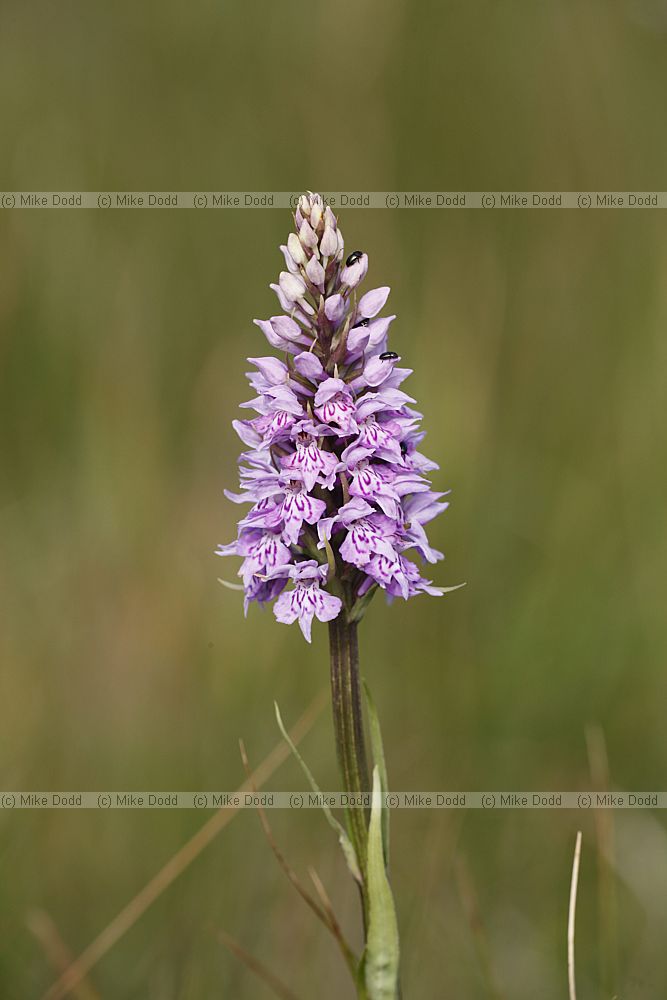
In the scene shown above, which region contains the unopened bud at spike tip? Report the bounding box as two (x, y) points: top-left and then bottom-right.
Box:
(310, 201), (323, 231)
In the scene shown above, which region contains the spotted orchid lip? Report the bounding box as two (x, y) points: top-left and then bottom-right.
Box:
(218, 193), (451, 640)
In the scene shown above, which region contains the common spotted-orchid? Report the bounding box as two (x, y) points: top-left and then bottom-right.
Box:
(218, 194), (460, 999)
(218, 192), (451, 642)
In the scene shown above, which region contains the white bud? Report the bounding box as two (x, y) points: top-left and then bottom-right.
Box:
(279, 270), (306, 303)
(287, 232), (306, 266)
(305, 255), (325, 289)
(310, 200), (323, 230)
(280, 244), (300, 274)
(299, 219), (319, 249)
(320, 225), (338, 258)
(335, 228), (345, 261)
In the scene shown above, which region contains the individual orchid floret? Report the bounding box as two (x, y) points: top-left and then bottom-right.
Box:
(272, 560), (342, 643)
(275, 477), (328, 546)
(314, 378), (358, 434)
(218, 193), (456, 642)
(253, 316), (312, 353)
(281, 434), (339, 491)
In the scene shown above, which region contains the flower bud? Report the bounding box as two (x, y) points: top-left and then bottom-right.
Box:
(287, 232), (307, 266)
(254, 316), (309, 352)
(280, 245), (300, 275)
(279, 270), (307, 303)
(305, 255), (325, 290)
(310, 200), (323, 231)
(340, 253), (368, 289)
(299, 219), (319, 250)
(324, 293), (346, 326)
(320, 225), (338, 258)
(358, 286), (390, 318)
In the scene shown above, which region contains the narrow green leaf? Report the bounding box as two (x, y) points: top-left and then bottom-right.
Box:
(321, 534), (337, 580)
(363, 680), (390, 865)
(356, 954), (369, 999)
(348, 584), (379, 624)
(365, 767), (400, 999)
(274, 702), (362, 885)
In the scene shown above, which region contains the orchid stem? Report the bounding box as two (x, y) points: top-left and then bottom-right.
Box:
(329, 613), (370, 929)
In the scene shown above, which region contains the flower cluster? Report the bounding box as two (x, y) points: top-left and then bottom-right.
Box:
(218, 192), (451, 641)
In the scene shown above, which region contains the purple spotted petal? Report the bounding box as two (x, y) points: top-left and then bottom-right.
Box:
(281, 488), (328, 545)
(274, 575), (342, 642)
(281, 440), (338, 491)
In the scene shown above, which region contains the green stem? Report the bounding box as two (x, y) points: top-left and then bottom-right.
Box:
(329, 613), (370, 925)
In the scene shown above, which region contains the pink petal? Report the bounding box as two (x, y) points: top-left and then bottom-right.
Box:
(294, 352), (324, 380)
(358, 286), (390, 318)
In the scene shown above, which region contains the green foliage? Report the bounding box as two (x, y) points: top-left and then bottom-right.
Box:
(363, 680), (390, 865)
(364, 768), (400, 1000)
(275, 702), (362, 885)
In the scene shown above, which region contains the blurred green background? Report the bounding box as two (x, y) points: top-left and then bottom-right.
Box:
(2, 0), (667, 997)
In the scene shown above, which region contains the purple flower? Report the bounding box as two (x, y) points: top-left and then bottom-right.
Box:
(218, 192), (456, 642)
(281, 435), (339, 491)
(276, 479), (328, 546)
(272, 561), (342, 643)
(314, 378), (357, 434)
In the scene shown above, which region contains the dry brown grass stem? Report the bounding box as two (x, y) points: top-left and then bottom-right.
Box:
(217, 928), (303, 1000)
(41, 689), (328, 1000)
(568, 831), (583, 1000)
(239, 738), (357, 977)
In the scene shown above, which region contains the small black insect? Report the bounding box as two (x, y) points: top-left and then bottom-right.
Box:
(345, 250), (363, 266)
(353, 318), (370, 328)
(379, 351), (399, 361)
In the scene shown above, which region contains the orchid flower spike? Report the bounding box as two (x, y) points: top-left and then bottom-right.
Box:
(217, 191), (453, 642)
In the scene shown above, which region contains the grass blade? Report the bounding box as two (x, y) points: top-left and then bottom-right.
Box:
(218, 928), (302, 1000)
(275, 701), (362, 884)
(568, 831), (583, 1000)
